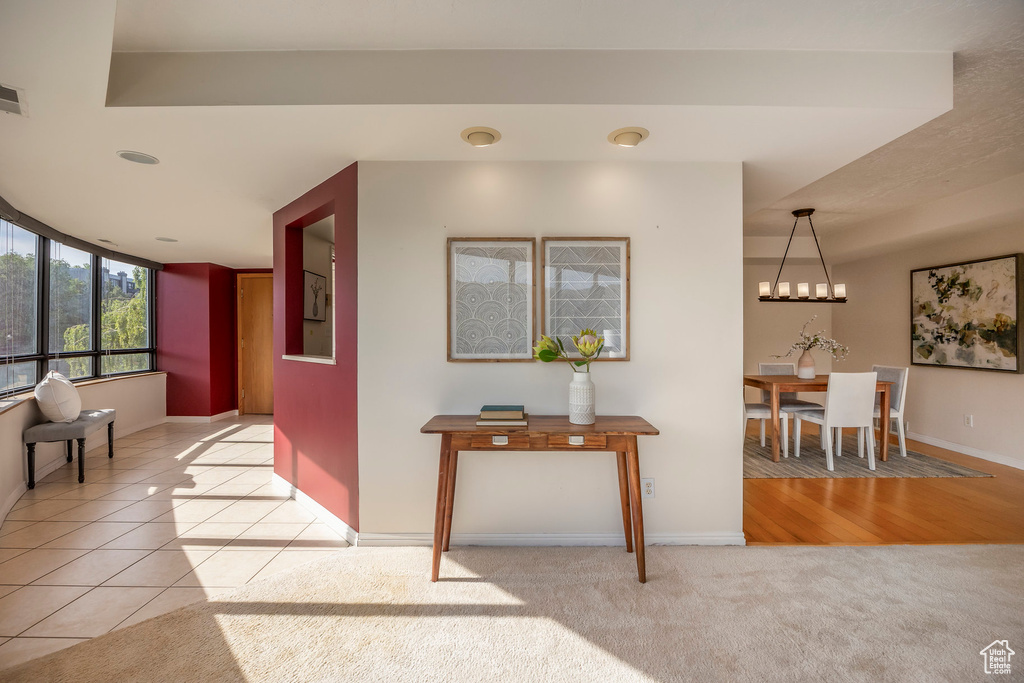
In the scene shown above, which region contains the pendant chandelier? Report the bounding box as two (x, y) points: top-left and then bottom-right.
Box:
(758, 208), (846, 303)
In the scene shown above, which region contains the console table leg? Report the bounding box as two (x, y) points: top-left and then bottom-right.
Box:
(616, 451), (633, 553)
(626, 437), (646, 583)
(442, 451), (459, 552)
(431, 434), (452, 582)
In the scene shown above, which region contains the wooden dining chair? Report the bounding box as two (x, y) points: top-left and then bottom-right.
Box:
(872, 365), (909, 458)
(793, 372), (879, 471)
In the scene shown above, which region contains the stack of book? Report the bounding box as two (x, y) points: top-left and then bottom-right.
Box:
(476, 404), (528, 427)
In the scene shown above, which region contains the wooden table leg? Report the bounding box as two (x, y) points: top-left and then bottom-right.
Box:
(431, 434), (452, 582)
(879, 385), (891, 462)
(442, 451), (459, 552)
(615, 451), (633, 553)
(770, 385), (782, 462)
(625, 436), (646, 583)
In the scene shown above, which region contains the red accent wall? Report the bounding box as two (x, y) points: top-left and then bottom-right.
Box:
(157, 263), (264, 417)
(273, 163), (359, 530)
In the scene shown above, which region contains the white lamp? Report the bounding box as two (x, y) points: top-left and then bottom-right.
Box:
(816, 283), (828, 299)
(797, 283), (810, 299)
(834, 284), (847, 300)
(778, 282), (791, 299)
(758, 282), (772, 299)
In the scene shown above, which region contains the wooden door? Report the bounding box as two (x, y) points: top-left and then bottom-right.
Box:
(237, 273), (274, 415)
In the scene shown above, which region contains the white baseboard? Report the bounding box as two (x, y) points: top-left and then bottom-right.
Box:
(356, 531), (747, 547)
(271, 474), (358, 545)
(908, 431), (1024, 471)
(165, 410), (238, 424)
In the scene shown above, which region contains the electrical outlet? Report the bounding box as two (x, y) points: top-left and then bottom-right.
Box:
(641, 478), (655, 499)
(964, 414), (974, 428)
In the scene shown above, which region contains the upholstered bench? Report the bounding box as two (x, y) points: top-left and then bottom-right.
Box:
(23, 409), (116, 489)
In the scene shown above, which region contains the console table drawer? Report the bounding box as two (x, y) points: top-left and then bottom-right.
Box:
(548, 434), (607, 449)
(469, 434), (532, 449)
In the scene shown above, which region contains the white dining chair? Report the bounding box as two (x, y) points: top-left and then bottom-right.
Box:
(757, 362), (823, 449)
(743, 402), (789, 458)
(872, 365), (910, 458)
(793, 372), (879, 471)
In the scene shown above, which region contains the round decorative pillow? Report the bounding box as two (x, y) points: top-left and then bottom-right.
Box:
(34, 371), (82, 423)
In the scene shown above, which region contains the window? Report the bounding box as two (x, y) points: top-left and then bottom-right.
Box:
(101, 257), (151, 374)
(49, 242), (94, 378)
(0, 220), (39, 392)
(0, 220), (157, 397)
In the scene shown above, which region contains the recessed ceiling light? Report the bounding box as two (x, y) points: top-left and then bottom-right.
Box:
(96, 238), (118, 246)
(607, 127), (650, 147)
(116, 150), (160, 165)
(461, 127), (501, 147)
(155, 237), (178, 243)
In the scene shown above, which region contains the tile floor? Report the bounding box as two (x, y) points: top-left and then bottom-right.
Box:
(0, 416), (349, 670)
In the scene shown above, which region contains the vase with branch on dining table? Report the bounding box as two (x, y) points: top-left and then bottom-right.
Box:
(773, 315), (850, 378)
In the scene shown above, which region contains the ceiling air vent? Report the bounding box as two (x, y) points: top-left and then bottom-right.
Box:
(0, 84), (25, 116)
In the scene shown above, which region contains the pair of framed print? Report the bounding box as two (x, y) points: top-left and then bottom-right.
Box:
(447, 237), (630, 362)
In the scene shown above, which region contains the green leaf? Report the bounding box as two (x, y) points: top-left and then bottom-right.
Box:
(537, 349), (559, 362)
(556, 337), (566, 353)
(574, 360), (588, 367)
(594, 342), (604, 359)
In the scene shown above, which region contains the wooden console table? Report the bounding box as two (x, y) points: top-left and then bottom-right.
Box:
(420, 415), (660, 583)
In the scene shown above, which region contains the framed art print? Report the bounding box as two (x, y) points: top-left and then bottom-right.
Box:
(447, 238), (535, 361)
(303, 270), (327, 322)
(542, 237), (630, 360)
(910, 253), (1022, 373)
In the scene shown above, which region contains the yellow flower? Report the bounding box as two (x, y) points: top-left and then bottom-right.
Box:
(572, 329), (604, 358)
(532, 335), (560, 359)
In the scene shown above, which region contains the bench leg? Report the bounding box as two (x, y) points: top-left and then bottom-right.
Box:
(77, 438), (86, 484)
(66, 440), (73, 463)
(108, 422), (114, 458)
(27, 443), (36, 489)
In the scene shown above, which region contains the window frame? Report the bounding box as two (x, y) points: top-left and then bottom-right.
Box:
(0, 221), (157, 398)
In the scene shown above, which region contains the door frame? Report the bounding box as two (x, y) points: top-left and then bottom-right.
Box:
(237, 272), (274, 416)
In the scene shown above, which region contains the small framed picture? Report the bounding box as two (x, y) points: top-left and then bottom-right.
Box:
(911, 253), (1022, 373)
(303, 270), (327, 322)
(448, 238), (536, 361)
(542, 237), (630, 360)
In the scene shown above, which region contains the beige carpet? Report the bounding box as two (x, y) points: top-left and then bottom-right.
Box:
(3, 545), (1023, 682)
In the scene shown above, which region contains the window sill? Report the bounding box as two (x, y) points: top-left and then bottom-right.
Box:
(281, 354), (336, 366)
(0, 371), (167, 417)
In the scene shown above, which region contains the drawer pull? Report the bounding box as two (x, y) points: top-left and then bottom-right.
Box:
(568, 435), (585, 446)
(492, 435), (509, 446)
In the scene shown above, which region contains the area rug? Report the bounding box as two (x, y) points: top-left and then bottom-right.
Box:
(3, 545), (1023, 682)
(743, 436), (993, 479)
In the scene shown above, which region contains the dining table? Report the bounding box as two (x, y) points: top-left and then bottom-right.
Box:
(743, 374), (893, 463)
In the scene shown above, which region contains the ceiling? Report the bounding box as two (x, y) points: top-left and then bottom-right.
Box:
(0, 0), (1021, 267)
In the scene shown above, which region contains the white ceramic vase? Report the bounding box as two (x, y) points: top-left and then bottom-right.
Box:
(797, 348), (816, 379)
(569, 372), (596, 425)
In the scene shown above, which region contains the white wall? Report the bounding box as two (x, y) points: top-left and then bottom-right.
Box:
(1, 372), (168, 523)
(357, 161), (744, 545)
(833, 222), (1024, 466)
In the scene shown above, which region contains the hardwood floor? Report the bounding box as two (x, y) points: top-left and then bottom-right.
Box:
(743, 429), (1024, 545)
